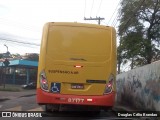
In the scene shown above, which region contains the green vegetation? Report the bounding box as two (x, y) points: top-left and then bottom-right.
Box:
(117, 0), (160, 73)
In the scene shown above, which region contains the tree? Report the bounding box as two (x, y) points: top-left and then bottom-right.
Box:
(118, 0), (160, 71)
(22, 53), (39, 61)
(11, 53), (22, 59)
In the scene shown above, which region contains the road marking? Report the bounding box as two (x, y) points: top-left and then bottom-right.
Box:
(5, 106), (22, 111)
(27, 107), (44, 111)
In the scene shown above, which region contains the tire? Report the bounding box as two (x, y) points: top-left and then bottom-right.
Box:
(91, 110), (101, 115)
(103, 106), (113, 112)
(45, 104), (60, 112)
(86, 106), (101, 116)
(45, 104), (52, 112)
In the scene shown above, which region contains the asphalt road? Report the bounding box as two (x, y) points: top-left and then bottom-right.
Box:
(0, 90), (121, 119)
(0, 90), (158, 120)
(0, 96), (119, 118)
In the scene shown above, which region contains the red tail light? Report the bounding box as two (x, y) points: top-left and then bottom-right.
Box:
(40, 70), (49, 92)
(104, 74), (114, 94)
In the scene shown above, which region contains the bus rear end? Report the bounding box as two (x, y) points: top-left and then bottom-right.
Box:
(37, 22), (116, 111)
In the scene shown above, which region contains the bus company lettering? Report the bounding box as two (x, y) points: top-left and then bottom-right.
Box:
(48, 70), (79, 74)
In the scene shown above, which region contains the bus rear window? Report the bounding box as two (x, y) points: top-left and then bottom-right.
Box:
(47, 26), (111, 57)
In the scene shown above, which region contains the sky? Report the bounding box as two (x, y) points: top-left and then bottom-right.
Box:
(0, 0), (120, 55)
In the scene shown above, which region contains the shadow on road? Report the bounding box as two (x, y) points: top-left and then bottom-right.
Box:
(43, 111), (101, 117)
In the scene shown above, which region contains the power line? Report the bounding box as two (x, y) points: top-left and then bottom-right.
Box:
(0, 18), (41, 33)
(111, 0), (145, 28)
(112, 11), (121, 27)
(0, 32), (40, 41)
(84, 0), (87, 17)
(84, 0), (105, 25)
(0, 35), (40, 48)
(111, 13), (119, 27)
(1, 41), (38, 50)
(101, 20), (108, 25)
(107, 0), (122, 25)
(84, 17), (105, 25)
(0, 17), (40, 29)
(112, 0), (131, 27)
(90, 0), (95, 17)
(0, 38), (40, 46)
(96, 0), (103, 16)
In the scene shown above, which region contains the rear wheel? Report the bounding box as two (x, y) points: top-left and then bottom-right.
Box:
(103, 106), (113, 112)
(86, 106), (101, 116)
(89, 110), (101, 116)
(45, 104), (60, 112)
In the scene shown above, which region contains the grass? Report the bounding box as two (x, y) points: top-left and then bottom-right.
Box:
(0, 84), (23, 92)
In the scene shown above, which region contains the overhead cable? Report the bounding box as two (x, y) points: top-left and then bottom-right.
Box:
(90, 0), (95, 17)
(0, 37), (40, 46)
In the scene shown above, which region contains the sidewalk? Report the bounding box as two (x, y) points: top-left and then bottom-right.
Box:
(113, 104), (160, 119)
(113, 102), (150, 112)
(113, 103), (137, 112)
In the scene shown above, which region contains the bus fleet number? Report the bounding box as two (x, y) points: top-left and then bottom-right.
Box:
(68, 98), (84, 103)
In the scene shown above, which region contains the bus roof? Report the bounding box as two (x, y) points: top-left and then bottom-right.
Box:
(46, 22), (114, 30)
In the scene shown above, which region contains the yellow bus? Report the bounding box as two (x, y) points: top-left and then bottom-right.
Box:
(36, 22), (117, 112)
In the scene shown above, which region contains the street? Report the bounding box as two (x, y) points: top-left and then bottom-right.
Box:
(0, 90), (122, 119)
(0, 90), (158, 120)
(0, 90), (41, 111)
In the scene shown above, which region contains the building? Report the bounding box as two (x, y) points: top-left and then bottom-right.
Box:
(0, 59), (38, 85)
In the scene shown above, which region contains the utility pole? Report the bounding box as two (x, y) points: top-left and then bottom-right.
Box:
(3, 44), (10, 88)
(4, 44), (8, 52)
(84, 17), (105, 25)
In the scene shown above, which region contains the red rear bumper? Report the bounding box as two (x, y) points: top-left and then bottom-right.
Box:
(36, 88), (115, 107)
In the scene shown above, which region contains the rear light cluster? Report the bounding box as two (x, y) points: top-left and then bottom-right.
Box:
(74, 65), (83, 68)
(40, 70), (49, 92)
(104, 74), (115, 94)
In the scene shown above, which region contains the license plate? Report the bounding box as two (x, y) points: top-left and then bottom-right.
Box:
(71, 84), (84, 89)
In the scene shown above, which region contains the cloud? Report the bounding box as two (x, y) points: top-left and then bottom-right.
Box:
(0, 4), (10, 16)
(0, 0), (119, 54)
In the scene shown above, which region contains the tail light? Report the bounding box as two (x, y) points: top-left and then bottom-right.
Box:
(104, 74), (115, 94)
(40, 70), (49, 92)
(74, 65), (83, 68)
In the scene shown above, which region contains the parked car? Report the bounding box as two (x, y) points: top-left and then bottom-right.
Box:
(22, 82), (36, 89)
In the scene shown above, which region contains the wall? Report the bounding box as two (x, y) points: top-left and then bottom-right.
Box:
(116, 61), (160, 111)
